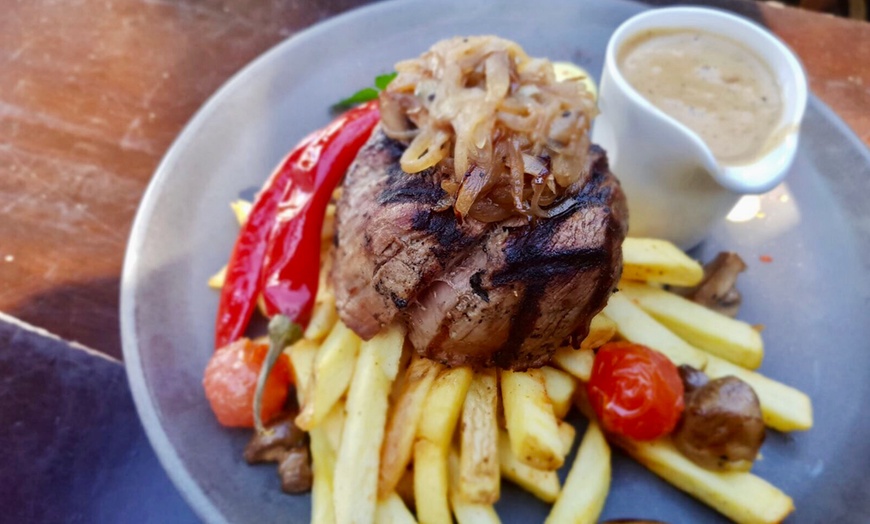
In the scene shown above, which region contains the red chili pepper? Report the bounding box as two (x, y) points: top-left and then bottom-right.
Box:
(260, 102), (380, 323)
(214, 143), (311, 349)
(214, 101), (380, 349)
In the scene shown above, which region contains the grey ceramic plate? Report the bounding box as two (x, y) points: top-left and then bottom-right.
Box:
(121, 0), (870, 522)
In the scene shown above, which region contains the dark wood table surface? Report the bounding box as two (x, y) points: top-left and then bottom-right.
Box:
(2, 0), (869, 360)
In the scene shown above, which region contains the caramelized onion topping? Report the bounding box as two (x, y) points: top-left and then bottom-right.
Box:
(379, 36), (598, 220)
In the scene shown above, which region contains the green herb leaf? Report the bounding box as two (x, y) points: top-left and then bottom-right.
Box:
(333, 87), (380, 110)
(333, 72), (397, 111)
(253, 314), (303, 435)
(374, 72), (398, 91)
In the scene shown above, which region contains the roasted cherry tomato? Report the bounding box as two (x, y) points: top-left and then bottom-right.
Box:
(586, 341), (684, 441)
(203, 338), (292, 428)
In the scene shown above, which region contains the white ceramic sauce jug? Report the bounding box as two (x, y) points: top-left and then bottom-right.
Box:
(591, 7), (807, 249)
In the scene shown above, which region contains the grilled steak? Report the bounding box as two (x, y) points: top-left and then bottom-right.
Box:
(333, 128), (627, 369)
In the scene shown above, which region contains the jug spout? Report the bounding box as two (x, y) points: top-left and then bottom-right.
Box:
(713, 130), (802, 195)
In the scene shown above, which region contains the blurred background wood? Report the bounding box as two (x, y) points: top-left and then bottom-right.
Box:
(0, 0), (367, 357)
(794, 0), (867, 20)
(761, 3), (870, 145)
(1, 0), (868, 360)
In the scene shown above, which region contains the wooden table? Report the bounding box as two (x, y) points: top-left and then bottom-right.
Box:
(2, 0), (869, 360)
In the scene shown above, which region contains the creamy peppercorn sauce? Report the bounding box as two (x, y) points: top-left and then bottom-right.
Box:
(618, 29), (784, 166)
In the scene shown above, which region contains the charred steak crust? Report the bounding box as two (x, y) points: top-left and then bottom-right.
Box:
(333, 129), (628, 369)
(332, 128), (488, 339)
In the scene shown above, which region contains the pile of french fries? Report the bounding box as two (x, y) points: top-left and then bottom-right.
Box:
(211, 202), (813, 524)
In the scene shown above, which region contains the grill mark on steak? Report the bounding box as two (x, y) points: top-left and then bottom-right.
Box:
(484, 148), (624, 366)
(571, 201), (625, 345)
(378, 164), (446, 206)
(410, 209), (481, 266)
(411, 209), (466, 248)
(469, 271), (489, 303)
(491, 246), (609, 367)
(493, 285), (545, 368)
(492, 246), (609, 286)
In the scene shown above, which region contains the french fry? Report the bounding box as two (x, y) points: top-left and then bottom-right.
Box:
(375, 492), (417, 524)
(450, 494), (502, 524)
(287, 338), (319, 406)
(545, 421), (611, 524)
(620, 282), (764, 369)
(551, 347), (595, 382)
(448, 450), (502, 524)
(704, 354), (813, 432)
(414, 439), (451, 524)
(622, 237), (704, 286)
(322, 401), (346, 456)
(230, 199), (252, 225)
(418, 366), (474, 447)
(207, 265), (227, 289)
(501, 369), (564, 470)
(407, 366), (473, 522)
(497, 429), (560, 503)
(603, 293), (707, 369)
(305, 291), (338, 341)
(379, 356), (443, 497)
(388, 346), (415, 405)
(541, 366), (577, 419)
(296, 321), (361, 431)
(580, 314), (617, 349)
(459, 369), (500, 503)
(407, 366), (474, 522)
(333, 324), (406, 524)
(618, 437), (794, 524)
(310, 426), (337, 524)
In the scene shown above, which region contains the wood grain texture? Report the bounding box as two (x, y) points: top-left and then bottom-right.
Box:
(0, 0), (868, 359)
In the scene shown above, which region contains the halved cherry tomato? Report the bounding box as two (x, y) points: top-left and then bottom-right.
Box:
(586, 341), (684, 441)
(203, 338), (292, 428)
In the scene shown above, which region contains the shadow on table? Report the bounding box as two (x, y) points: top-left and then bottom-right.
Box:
(9, 276), (124, 361)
